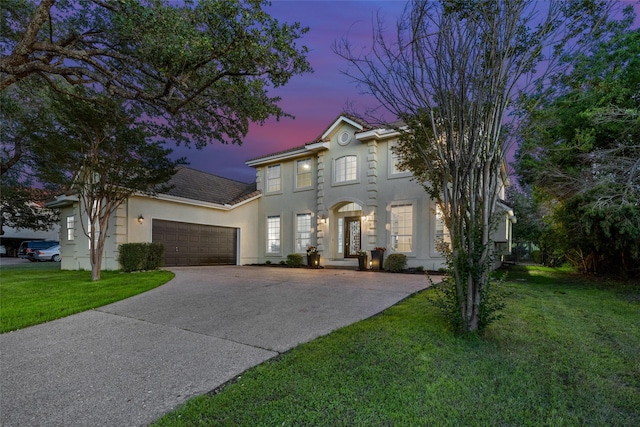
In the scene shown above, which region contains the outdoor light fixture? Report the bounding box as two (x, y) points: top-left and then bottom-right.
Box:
(137, 215), (144, 224)
(318, 215), (327, 224)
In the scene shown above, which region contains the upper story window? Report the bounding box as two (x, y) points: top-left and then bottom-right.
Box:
(296, 158), (312, 189)
(391, 203), (413, 253)
(334, 155), (357, 183)
(266, 164), (281, 193)
(389, 142), (410, 177)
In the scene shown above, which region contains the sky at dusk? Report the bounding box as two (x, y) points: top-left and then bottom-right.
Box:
(172, 0), (406, 183)
(170, 0), (640, 184)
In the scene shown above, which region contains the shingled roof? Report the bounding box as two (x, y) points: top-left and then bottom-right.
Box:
(162, 167), (259, 206)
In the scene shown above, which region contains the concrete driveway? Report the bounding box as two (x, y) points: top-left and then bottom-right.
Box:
(0, 266), (432, 426)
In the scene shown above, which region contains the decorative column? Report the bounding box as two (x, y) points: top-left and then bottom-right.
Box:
(366, 141), (378, 248)
(316, 152), (327, 253)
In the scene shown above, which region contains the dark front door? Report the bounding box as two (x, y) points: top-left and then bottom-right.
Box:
(152, 219), (237, 267)
(344, 216), (361, 258)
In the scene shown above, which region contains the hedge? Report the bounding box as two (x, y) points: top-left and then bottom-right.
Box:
(118, 243), (164, 272)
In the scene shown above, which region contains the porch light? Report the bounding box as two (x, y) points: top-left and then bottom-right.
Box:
(318, 215), (327, 224)
(137, 214), (144, 224)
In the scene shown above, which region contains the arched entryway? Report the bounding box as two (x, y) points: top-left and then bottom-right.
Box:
(327, 201), (364, 260)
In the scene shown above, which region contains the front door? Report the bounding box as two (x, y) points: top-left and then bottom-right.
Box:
(344, 216), (361, 258)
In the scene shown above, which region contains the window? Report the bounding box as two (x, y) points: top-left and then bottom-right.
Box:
(435, 206), (451, 250)
(338, 217), (343, 254)
(295, 213), (312, 253)
(267, 215), (281, 253)
(89, 200), (100, 249)
(66, 215), (75, 241)
(334, 155), (357, 183)
(390, 143), (407, 174)
(391, 204), (413, 252)
(267, 164), (281, 192)
(296, 158), (312, 189)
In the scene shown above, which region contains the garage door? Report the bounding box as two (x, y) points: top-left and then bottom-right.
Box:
(152, 220), (237, 267)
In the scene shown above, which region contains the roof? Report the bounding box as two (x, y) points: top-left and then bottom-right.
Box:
(163, 167), (260, 206)
(246, 144), (308, 163)
(246, 112), (378, 166)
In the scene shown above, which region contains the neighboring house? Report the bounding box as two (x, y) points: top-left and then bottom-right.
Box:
(47, 113), (515, 271)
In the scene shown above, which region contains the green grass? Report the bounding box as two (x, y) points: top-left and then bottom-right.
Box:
(0, 262), (174, 333)
(153, 265), (640, 426)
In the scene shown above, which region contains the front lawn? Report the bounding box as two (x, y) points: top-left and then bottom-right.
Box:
(153, 265), (640, 426)
(0, 262), (174, 333)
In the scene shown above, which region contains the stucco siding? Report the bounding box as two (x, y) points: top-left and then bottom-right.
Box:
(127, 195), (260, 266)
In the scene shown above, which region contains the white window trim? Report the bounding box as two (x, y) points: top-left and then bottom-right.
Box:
(66, 215), (75, 241)
(294, 158), (313, 191)
(266, 164), (282, 194)
(388, 201), (416, 256)
(266, 214), (282, 255)
(294, 212), (313, 254)
(332, 155), (359, 186)
(388, 141), (412, 179)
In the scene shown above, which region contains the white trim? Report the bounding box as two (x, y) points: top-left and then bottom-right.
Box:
(387, 140), (412, 179)
(294, 211), (313, 254)
(321, 116), (364, 140)
(304, 141), (330, 152)
(387, 200), (417, 256)
(294, 158), (313, 190)
(46, 194), (79, 208)
(152, 193), (261, 210)
(266, 164), (282, 194)
(332, 155), (359, 185)
(245, 142), (329, 167)
(266, 214), (282, 255)
(356, 127), (401, 142)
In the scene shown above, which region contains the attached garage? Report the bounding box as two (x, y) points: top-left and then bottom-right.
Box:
(152, 219), (237, 267)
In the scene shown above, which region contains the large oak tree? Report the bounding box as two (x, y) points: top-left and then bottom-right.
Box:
(1, 0), (312, 147)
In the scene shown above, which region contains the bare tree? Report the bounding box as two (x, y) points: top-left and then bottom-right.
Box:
(335, 0), (611, 332)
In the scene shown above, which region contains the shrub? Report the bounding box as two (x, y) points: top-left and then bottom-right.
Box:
(532, 250), (542, 264)
(265, 260), (272, 265)
(286, 253), (304, 267)
(118, 243), (164, 272)
(384, 253), (407, 272)
(279, 260), (286, 265)
(415, 265), (424, 272)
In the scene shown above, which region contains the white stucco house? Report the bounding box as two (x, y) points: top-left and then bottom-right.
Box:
(47, 114), (515, 271)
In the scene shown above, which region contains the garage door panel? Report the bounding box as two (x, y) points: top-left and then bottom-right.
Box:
(152, 220), (237, 267)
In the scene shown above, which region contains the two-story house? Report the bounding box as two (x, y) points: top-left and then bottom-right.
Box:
(48, 114), (515, 271)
